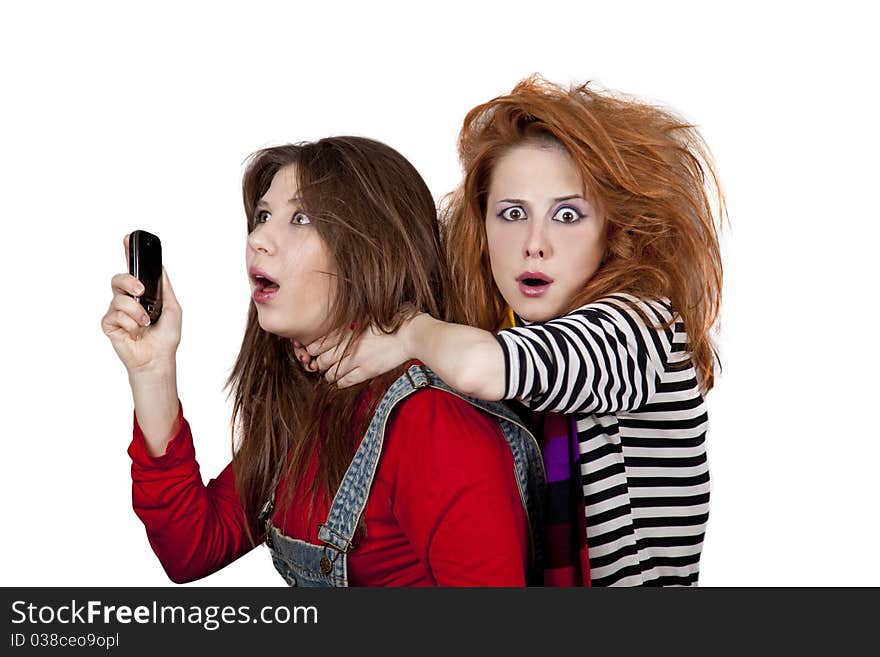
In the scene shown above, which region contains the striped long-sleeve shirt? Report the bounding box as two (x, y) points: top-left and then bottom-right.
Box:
(495, 293), (710, 586)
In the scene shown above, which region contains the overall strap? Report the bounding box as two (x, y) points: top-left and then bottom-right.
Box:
(317, 363), (431, 552)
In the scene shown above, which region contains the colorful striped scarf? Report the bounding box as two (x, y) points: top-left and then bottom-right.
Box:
(502, 308), (591, 587)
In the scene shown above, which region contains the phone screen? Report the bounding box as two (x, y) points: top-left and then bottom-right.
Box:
(138, 236), (161, 301)
(130, 230), (163, 321)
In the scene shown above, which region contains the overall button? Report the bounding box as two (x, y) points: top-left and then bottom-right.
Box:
(320, 556), (333, 574)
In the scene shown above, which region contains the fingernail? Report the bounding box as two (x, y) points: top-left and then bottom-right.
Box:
(141, 316), (151, 326)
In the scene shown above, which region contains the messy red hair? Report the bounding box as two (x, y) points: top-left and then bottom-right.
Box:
(442, 75), (725, 390)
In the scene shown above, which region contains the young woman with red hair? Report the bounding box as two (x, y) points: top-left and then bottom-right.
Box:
(304, 76), (725, 587)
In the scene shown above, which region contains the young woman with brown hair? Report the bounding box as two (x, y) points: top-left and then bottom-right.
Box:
(101, 137), (544, 586)
(305, 77), (725, 586)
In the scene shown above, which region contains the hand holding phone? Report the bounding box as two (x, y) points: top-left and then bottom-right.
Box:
(102, 232), (182, 376)
(128, 229), (163, 323)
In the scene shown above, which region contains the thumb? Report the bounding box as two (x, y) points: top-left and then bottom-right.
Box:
(123, 233), (131, 271)
(161, 267), (181, 309)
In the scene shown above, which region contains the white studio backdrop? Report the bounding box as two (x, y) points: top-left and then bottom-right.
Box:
(1, 1), (877, 586)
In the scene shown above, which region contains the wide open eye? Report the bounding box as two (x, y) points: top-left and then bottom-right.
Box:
(551, 206), (584, 224)
(499, 206), (527, 222)
(291, 212), (311, 225)
(254, 209), (271, 225)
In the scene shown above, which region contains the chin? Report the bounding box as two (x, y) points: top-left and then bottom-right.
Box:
(517, 311), (553, 323)
(256, 316), (292, 340)
(511, 300), (566, 324)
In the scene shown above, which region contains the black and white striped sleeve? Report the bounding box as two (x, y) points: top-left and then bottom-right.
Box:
(494, 295), (670, 414)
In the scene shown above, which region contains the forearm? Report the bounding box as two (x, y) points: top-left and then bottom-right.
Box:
(130, 439), (252, 583)
(404, 314), (505, 400)
(129, 358), (180, 457)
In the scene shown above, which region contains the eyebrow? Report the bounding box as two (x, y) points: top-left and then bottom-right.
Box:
(254, 196), (303, 210)
(496, 194), (585, 205)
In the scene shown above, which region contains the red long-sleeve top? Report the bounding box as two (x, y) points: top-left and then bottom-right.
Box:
(129, 388), (529, 586)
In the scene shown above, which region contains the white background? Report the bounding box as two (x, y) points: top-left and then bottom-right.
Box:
(1, 1), (877, 587)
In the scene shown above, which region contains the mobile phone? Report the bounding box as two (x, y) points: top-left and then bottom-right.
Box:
(128, 230), (163, 323)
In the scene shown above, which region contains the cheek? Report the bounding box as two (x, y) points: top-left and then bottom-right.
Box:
(579, 233), (605, 265)
(323, 274), (337, 312)
(299, 238), (336, 282)
(561, 231), (605, 282)
(486, 223), (522, 270)
(308, 252), (337, 317)
(487, 243), (516, 288)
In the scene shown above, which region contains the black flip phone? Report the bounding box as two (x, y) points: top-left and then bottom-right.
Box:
(128, 230), (163, 323)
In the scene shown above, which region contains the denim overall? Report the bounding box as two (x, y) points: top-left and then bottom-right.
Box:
(258, 363), (546, 587)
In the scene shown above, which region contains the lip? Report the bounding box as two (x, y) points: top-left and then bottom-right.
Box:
(516, 271), (554, 284)
(248, 265), (278, 287)
(248, 265), (280, 304)
(516, 271), (554, 298)
(252, 286), (280, 304)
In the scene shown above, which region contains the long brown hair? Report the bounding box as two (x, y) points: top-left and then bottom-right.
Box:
(227, 137), (449, 540)
(443, 75), (725, 390)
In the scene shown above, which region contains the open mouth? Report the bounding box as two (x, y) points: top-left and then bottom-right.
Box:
(516, 271), (553, 297)
(253, 274), (280, 292)
(250, 267), (281, 292)
(520, 277), (549, 287)
(516, 272), (554, 286)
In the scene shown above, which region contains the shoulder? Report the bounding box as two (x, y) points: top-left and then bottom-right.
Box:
(376, 388), (518, 509)
(389, 387), (502, 439)
(567, 293), (675, 328)
(382, 388), (511, 466)
(560, 295), (677, 369)
(552, 294), (676, 349)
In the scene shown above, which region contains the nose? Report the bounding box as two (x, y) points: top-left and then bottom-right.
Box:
(247, 223), (275, 255)
(524, 220), (550, 260)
